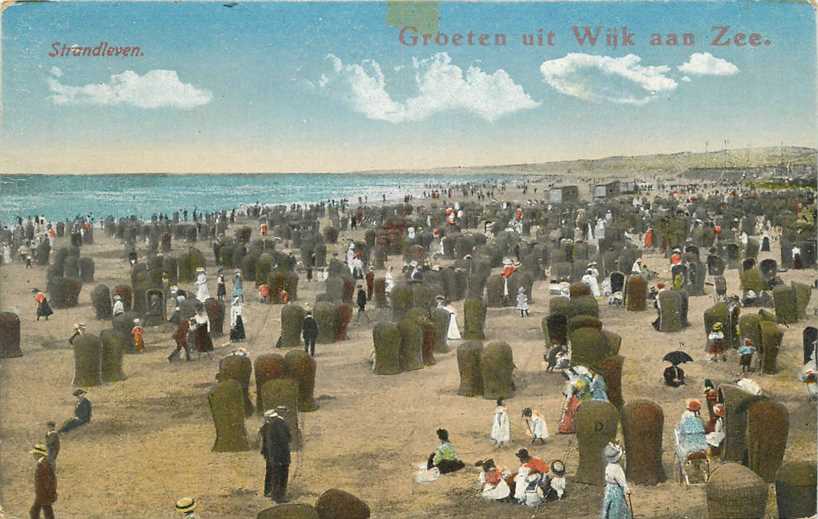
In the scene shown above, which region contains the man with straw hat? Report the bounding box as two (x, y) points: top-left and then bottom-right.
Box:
(175, 497), (199, 519)
(30, 443), (57, 519)
(707, 322), (726, 362)
(601, 442), (632, 518)
(259, 406), (292, 503)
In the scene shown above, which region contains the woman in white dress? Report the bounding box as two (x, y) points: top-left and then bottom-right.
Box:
(440, 300), (461, 340)
(490, 399), (511, 448)
(194, 267), (210, 302)
(478, 459), (511, 501)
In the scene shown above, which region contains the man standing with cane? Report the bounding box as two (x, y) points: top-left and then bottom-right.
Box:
(259, 406), (292, 503)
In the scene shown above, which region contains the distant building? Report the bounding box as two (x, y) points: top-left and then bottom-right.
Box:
(549, 185), (579, 204)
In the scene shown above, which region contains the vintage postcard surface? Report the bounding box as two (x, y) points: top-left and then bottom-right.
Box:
(0, 1), (816, 518)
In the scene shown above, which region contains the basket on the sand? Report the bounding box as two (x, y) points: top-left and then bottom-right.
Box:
(456, 341), (483, 397)
(313, 302), (337, 344)
(759, 321), (783, 374)
(373, 322), (402, 375)
(284, 350), (318, 412)
(207, 379), (250, 452)
(706, 463), (767, 519)
(480, 341), (514, 400)
(624, 275), (647, 311)
(315, 489), (370, 519)
(430, 307), (450, 353)
(575, 400), (619, 485)
(570, 328), (610, 372)
(72, 334), (102, 387)
(398, 317), (423, 372)
(0, 312), (23, 358)
(658, 290), (683, 332)
(775, 461), (817, 519)
(259, 378), (302, 450)
(600, 354), (625, 409)
(219, 354), (254, 417)
(279, 305), (305, 348)
(254, 353), (287, 414)
(463, 298), (486, 340)
(257, 503), (318, 519)
(622, 399), (665, 485)
(99, 329), (127, 382)
(746, 399), (788, 482)
(773, 285), (798, 324)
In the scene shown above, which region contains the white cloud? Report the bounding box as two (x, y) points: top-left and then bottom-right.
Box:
(681, 76), (692, 82)
(47, 69), (212, 109)
(677, 52), (739, 76)
(319, 52), (539, 123)
(49, 66), (63, 78)
(539, 53), (677, 105)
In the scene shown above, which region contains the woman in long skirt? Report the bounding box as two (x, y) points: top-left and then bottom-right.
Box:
(230, 297), (246, 342)
(192, 307), (214, 358)
(601, 443), (632, 519)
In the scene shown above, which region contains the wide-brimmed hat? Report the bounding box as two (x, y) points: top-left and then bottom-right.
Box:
(175, 497), (197, 513)
(687, 399), (702, 412)
(196, 267), (206, 273)
(550, 460), (566, 476)
(133, 318), (141, 324)
(502, 258), (513, 266)
(30, 444), (48, 457)
(435, 295), (446, 301)
(73, 323), (86, 330)
(275, 405), (288, 414)
(113, 294), (122, 300)
(263, 409), (277, 419)
(603, 443), (623, 462)
(72, 388), (87, 397)
(409, 261), (418, 268)
(515, 448), (530, 460)
(712, 322), (723, 331)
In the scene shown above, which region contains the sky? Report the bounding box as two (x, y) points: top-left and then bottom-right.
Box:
(0, 1), (816, 173)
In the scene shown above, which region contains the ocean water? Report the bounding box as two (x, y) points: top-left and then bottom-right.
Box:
(0, 173), (521, 224)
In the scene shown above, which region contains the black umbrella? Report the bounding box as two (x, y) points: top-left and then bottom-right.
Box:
(663, 350), (693, 365)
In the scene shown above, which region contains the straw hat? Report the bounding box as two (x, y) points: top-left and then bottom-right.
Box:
(72, 388), (86, 397)
(712, 322), (723, 331)
(603, 443), (623, 463)
(502, 258), (513, 266)
(30, 444), (48, 458)
(113, 294), (122, 301)
(263, 409), (277, 419)
(196, 267), (205, 273)
(550, 460), (566, 476)
(687, 399), (702, 412)
(409, 261), (418, 268)
(275, 405), (289, 414)
(175, 497), (197, 513)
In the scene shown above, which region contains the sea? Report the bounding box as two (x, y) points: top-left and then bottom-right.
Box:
(0, 173), (526, 224)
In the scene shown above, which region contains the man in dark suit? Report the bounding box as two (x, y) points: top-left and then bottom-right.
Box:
(30, 444), (57, 519)
(59, 389), (92, 433)
(259, 406), (292, 503)
(302, 311), (319, 357)
(663, 363), (686, 387)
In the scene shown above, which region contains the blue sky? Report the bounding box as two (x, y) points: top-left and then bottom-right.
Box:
(1, 1), (815, 173)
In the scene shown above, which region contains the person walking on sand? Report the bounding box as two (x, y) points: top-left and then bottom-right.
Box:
(44, 422), (60, 471)
(131, 319), (145, 353)
(302, 310), (318, 357)
(259, 406), (292, 503)
(490, 399), (510, 448)
(192, 306), (214, 359)
(33, 289), (53, 321)
(194, 267), (210, 302)
(169, 318), (192, 362)
(516, 286), (529, 318)
(232, 271), (244, 303)
(112, 294), (125, 318)
(216, 269), (226, 303)
(230, 296), (246, 342)
(601, 443), (632, 519)
(356, 285), (369, 323)
(29, 444), (57, 519)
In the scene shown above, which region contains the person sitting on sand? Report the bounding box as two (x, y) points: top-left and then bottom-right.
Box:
(477, 459), (511, 501)
(58, 389), (92, 434)
(426, 429), (465, 474)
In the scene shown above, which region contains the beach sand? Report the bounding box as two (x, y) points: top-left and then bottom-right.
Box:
(0, 184), (815, 519)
